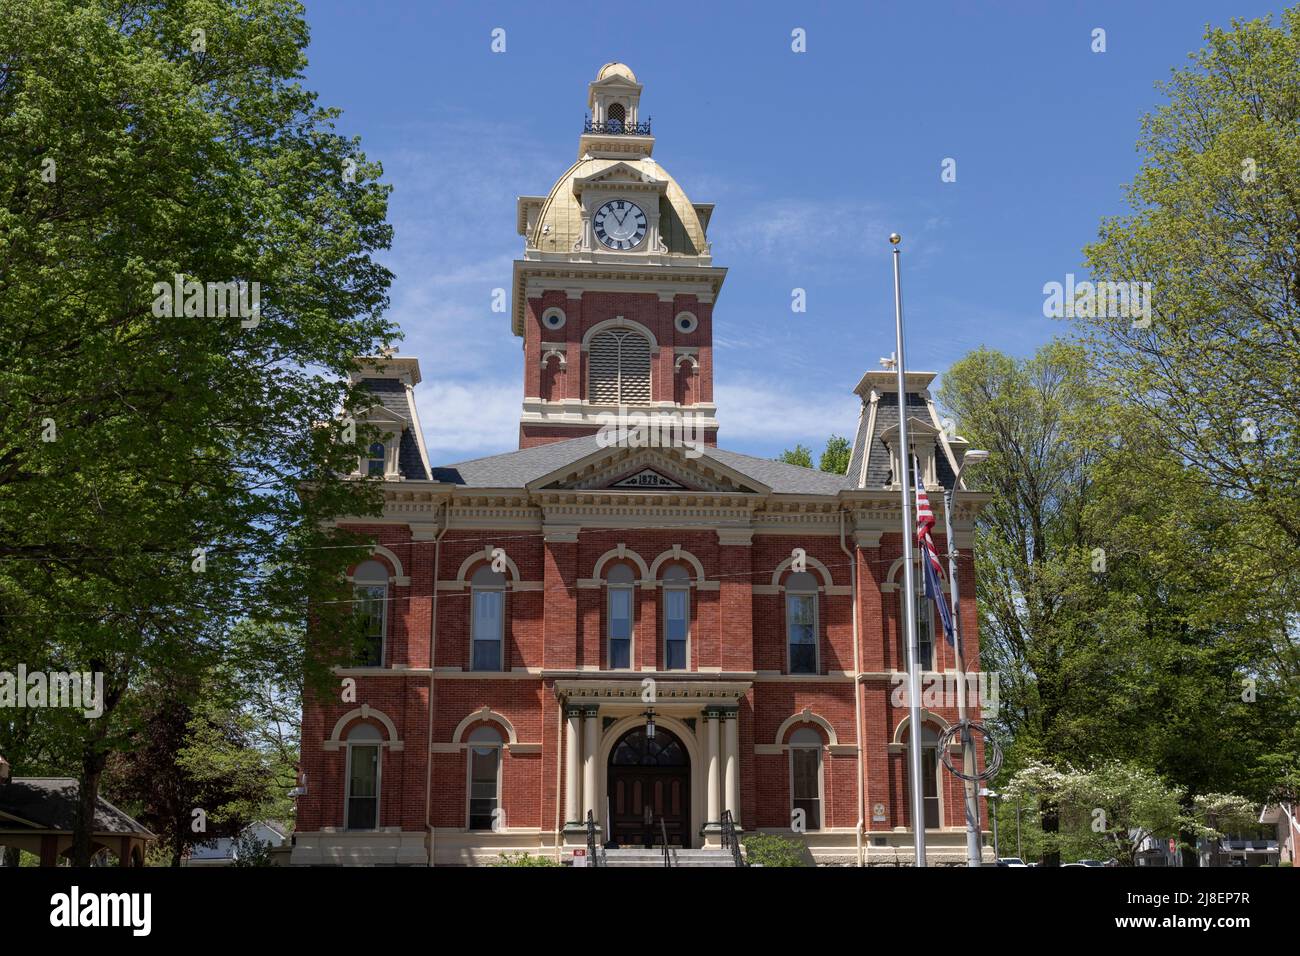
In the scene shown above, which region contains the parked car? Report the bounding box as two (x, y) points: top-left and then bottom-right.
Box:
(1077, 859), (1105, 867)
(995, 857), (1029, 867)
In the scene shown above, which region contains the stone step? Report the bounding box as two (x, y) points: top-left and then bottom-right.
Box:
(598, 848), (741, 868)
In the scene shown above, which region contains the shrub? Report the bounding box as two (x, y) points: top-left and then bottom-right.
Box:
(492, 851), (561, 867)
(742, 833), (809, 867)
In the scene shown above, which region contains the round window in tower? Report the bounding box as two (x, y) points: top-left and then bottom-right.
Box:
(675, 312), (698, 334)
(541, 307), (566, 331)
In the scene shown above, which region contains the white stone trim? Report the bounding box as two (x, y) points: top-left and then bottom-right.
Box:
(590, 543), (651, 582)
(324, 705), (404, 752)
(773, 707), (840, 748)
(646, 545), (708, 585)
(769, 554), (836, 590)
(580, 315), (660, 353)
(366, 544), (410, 586)
(454, 546), (522, 585)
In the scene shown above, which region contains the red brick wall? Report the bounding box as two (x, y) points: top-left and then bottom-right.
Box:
(297, 518), (985, 844)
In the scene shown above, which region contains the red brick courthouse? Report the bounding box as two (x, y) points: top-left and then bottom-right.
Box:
(292, 64), (990, 865)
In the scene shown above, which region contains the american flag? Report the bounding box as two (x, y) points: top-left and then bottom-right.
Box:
(915, 472), (956, 645)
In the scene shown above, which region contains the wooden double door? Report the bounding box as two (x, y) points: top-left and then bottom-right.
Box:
(607, 727), (690, 848)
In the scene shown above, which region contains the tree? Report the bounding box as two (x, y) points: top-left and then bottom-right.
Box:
(777, 444), (813, 468)
(1004, 760), (1242, 866)
(777, 436), (851, 474)
(818, 435), (851, 475)
(1079, 8), (1300, 563)
(0, 0), (394, 862)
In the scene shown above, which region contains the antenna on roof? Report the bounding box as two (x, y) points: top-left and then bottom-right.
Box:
(880, 352), (897, 370)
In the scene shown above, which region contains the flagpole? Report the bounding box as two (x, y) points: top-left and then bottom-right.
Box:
(890, 232), (927, 867)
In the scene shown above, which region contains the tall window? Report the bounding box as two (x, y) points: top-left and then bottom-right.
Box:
(588, 328), (651, 405)
(607, 563), (636, 669)
(789, 727), (823, 831)
(785, 571), (818, 674)
(353, 560), (388, 666)
(606, 102), (626, 130)
(346, 724), (382, 830)
(470, 565), (505, 671)
(662, 564), (690, 670)
(366, 441), (386, 477)
(907, 724), (942, 830)
(467, 727), (503, 831)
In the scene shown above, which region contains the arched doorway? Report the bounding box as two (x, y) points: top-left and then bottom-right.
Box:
(607, 726), (690, 848)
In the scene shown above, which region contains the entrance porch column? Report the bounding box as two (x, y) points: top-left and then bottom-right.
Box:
(582, 706), (600, 822)
(564, 705), (583, 824)
(704, 707), (721, 825)
(723, 706), (740, 826)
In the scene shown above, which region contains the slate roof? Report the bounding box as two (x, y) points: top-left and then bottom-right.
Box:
(357, 377), (429, 480)
(846, 391), (959, 491)
(0, 778), (154, 837)
(429, 434), (857, 495)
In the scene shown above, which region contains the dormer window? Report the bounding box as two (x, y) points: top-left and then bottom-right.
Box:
(366, 442), (386, 477)
(879, 416), (940, 490)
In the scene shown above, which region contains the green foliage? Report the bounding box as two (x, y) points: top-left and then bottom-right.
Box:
(776, 444), (813, 468)
(1004, 760), (1249, 866)
(231, 831), (275, 867)
(492, 851), (561, 867)
(777, 436), (851, 474)
(741, 832), (809, 867)
(1080, 7), (1300, 582)
(0, 0), (397, 862)
(819, 435), (851, 475)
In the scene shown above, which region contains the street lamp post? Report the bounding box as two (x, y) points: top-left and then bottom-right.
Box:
(981, 788), (1001, 859)
(889, 232), (927, 868)
(944, 448), (988, 867)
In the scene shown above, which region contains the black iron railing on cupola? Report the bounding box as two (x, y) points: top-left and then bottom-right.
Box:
(583, 116), (652, 136)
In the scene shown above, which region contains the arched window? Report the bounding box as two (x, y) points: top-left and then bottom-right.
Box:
(366, 441), (386, 477)
(588, 328), (651, 405)
(607, 563), (636, 669)
(789, 727), (823, 831)
(906, 724), (942, 829)
(606, 102), (626, 130)
(346, 723), (382, 830)
(785, 571), (818, 674)
(353, 560), (388, 666)
(661, 564), (690, 670)
(467, 726), (503, 831)
(470, 565), (505, 671)
(899, 568), (936, 672)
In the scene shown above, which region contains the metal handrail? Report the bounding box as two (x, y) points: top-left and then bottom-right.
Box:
(586, 810), (600, 868)
(720, 810), (745, 868)
(583, 117), (652, 136)
(659, 817), (671, 867)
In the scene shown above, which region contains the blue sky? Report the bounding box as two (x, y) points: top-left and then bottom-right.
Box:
(302, 0), (1282, 465)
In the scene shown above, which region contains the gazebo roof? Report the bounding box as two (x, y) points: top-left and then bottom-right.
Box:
(0, 778), (155, 838)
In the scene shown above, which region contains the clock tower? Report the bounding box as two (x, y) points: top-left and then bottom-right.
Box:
(512, 62), (726, 448)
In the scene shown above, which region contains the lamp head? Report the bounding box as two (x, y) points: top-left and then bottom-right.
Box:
(963, 450), (990, 465)
(888, 233), (901, 245)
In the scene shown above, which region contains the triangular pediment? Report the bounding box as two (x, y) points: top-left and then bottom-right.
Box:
(527, 444), (770, 495)
(355, 403), (409, 428)
(573, 162), (665, 193)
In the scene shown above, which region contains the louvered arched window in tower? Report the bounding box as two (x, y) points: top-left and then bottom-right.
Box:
(588, 327), (651, 405)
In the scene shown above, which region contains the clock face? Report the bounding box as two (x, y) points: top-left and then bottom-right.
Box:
(593, 199), (647, 250)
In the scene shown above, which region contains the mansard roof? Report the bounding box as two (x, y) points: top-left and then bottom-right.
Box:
(355, 376), (429, 480)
